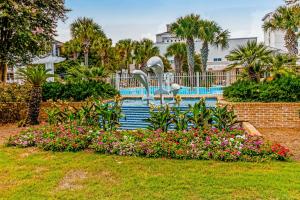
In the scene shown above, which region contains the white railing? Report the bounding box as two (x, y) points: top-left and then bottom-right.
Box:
(110, 71), (240, 96)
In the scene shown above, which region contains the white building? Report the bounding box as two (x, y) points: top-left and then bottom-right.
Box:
(262, 0), (300, 54)
(262, 13), (300, 53)
(155, 25), (257, 72)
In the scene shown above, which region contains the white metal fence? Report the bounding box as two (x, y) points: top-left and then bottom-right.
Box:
(110, 71), (240, 96)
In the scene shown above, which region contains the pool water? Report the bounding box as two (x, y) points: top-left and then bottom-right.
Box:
(120, 86), (223, 96)
(122, 98), (217, 107)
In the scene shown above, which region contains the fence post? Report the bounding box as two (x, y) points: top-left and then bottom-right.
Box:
(196, 72), (200, 88)
(225, 71), (231, 86)
(115, 73), (120, 90)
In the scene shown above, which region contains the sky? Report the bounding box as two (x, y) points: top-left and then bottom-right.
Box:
(56, 0), (285, 44)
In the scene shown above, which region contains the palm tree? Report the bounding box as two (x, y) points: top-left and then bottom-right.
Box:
(67, 66), (108, 82)
(62, 39), (81, 60)
(115, 39), (134, 74)
(170, 14), (201, 77)
(92, 37), (113, 67)
(133, 39), (159, 69)
(226, 41), (273, 82)
(268, 53), (297, 78)
(165, 42), (187, 73)
(263, 5), (300, 56)
(16, 66), (53, 125)
(70, 17), (106, 66)
(199, 20), (230, 72)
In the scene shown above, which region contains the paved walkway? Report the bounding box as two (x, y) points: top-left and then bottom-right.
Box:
(259, 128), (300, 161)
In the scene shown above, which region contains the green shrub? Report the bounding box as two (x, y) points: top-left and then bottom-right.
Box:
(224, 76), (300, 102)
(0, 84), (30, 124)
(42, 81), (118, 101)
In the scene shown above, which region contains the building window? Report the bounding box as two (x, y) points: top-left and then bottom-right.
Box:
(213, 58), (222, 62)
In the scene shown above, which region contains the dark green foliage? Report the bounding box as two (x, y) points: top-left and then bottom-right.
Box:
(42, 81), (118, 101)
(45, 99), (123, 131)
(212, 106), (239, 131)
(55, 60), (81, 76)
(188, 99), (213, 129)
(145, 105), (173, 132)
(224, 76), (300, 102)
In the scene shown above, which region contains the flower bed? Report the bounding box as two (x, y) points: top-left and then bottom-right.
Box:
(7, 125), (291, 162)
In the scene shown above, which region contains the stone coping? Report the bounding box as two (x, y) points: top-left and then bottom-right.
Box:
(218, 99), (300, 106)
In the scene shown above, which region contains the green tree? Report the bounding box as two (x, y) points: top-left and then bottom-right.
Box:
(62, 39), (82, 60)
(115, 39), (134, 74)
(67, 66), (108, 82)
(133, 39), (159, 69)
(92, 37), (113, 67)
(70, 17), (106, 66)
(263, 5), (300, 55)
(170, 14), (201, 77)
(16, 66), (53, 125)
(0, 0), (68, 82)
(268, 53), (297, 78)
(226, 41), (273, 82)
(165, 42), (187, 73)
(199, 20), (230, 72)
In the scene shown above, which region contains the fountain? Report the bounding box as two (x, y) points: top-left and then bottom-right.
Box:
(132, 69), (154, 104)
(132, 56), (181, 106)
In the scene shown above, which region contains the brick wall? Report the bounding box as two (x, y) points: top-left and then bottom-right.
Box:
(218, 100), (300, 128)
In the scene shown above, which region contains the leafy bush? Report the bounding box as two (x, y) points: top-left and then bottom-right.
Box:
(145, 99), (239, 132)
(42, 80), (118, 101)
(0, 84), (30, 124)
(7, 126), (291, 161)
(224, 76), (300, 102)
(45, 97), (123, 131)
(0, 83), (30, 103)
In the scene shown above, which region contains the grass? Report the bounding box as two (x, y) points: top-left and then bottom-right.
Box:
(1, 146), (300, 200)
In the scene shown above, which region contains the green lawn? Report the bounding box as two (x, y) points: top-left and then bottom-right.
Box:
(1, 146), (300, 200)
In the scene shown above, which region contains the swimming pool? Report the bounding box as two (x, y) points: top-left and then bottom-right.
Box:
(120, 86), (223, 96)
(122, 97), (217, 107)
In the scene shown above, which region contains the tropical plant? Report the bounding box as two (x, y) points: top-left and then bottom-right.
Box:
(16, 66), (54, 125)
(0, 0), (68, 82)
(188, 99), (212, 129)
(263, 5), (300, 55)
(267, 53), (297, 79)
(42, 81), (118, 101)
(171, 106), (190, 131)
(61, 39), (82, 60)
(92, 37), (113, 67)
(95, 98), (123, 131)
(198, 20), (230, 72)
(212, 106), (239, 131)
(170, 14), (201, 78)
(165, 42), (187, 73)
(226, 41), (273, 82)
(223, 76), (300, 102)
(133, 39), (159, 69)
(115, 39), (135, 73)
(145, 105), (173, 132)
(70, 17), (106, 66)
(66, 66), (108, 82)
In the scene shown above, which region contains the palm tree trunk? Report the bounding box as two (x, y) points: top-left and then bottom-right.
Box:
(174, 56), (181, 73)
(201, 41), (209, 72)
(84, 52), (89, 66)
(0, 62), (7, 83)
(25, 86), (42, 125)
(248, 67), (259, 83)
(186, 38), (195, 86)
(285, 29), (298, 56)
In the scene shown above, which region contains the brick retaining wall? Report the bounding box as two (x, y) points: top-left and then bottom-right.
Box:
(218, 100), (300, 128)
